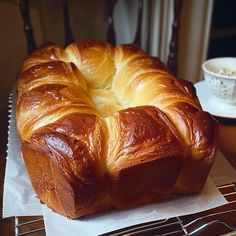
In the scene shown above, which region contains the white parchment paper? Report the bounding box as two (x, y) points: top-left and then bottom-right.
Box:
(210, 151), (236, 186)
(3, 89), (236, 236)
(2, 90), (42, 218)
(42, 179), (227, 236)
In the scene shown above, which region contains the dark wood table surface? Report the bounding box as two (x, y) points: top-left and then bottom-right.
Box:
(1, 107), (236, 236)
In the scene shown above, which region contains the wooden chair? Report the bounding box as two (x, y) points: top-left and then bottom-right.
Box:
(18, 0), (183, 76)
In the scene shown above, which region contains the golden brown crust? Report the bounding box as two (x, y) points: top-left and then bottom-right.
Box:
(21, 113), (111, 218)
(105, 106), (184, 208)
(66, 40), (115, 89)
(20, 43), (68, 72)
(16, 40), (217, 218)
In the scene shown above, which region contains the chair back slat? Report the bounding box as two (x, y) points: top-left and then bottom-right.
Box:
(133, 0), (143, 47)
(63, 0), (74, 46)
(18, 0), (37, 54)
(167, 0), (183, 76)
(105, 0), (117, 45)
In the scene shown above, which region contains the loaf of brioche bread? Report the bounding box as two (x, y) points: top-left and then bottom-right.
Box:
(16, 40), (216, 218)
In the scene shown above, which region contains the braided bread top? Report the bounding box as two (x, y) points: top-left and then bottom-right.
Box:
(16, 40), (216, 218)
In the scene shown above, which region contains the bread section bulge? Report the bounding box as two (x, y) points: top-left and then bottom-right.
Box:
(16, 40), (217, 218)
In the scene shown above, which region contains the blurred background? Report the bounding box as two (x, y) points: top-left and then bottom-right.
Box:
(0, 0), (236, 148)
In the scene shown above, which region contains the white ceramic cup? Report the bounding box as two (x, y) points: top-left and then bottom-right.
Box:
(202, 57), (236, 105)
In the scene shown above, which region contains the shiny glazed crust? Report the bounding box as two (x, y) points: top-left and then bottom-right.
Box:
(16, 40), (217, 218)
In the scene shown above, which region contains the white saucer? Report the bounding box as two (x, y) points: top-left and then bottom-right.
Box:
(194, 81), (236, 119)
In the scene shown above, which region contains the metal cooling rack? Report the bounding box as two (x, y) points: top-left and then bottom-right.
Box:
(15, 217), (45, 236)
(14, 182), (236, 236)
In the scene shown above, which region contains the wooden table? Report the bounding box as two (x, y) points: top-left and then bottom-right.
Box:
(218, 121), (236, 168)
(0, 109), (236, 236)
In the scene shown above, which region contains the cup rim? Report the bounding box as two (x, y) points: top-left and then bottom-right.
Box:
(202, 57), (236, 80)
